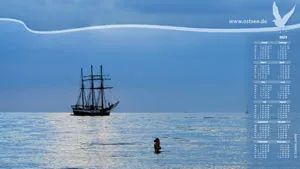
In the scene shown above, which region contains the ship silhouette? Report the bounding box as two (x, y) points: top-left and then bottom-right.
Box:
(71, 65), (119, 116)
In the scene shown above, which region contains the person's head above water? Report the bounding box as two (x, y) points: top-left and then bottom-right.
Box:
(154, 138), (160, 143)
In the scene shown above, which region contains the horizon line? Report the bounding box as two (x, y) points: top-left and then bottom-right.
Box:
(0, 18), (300, 34)
(0, 111), (243, 114)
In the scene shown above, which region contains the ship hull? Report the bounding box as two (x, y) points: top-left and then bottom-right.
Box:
(72, 106), (113, 116)
(72, 109), (110, 116)
(71, 102), (119, 116)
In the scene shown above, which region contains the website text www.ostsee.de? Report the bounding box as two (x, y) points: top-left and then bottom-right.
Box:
(229, 19), (268, 24)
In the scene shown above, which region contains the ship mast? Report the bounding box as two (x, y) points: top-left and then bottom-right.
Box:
(91, 65), (95, 108)
(100, 65), (104, 109)
(83, 65), (113, 109)
(81, 68), (85, 107)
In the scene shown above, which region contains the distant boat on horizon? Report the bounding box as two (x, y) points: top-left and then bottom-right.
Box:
(71, 65), (119, 116)
(245, 104), (249, 114)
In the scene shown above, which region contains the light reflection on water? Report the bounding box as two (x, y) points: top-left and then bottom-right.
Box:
(0, 113), (248, 169)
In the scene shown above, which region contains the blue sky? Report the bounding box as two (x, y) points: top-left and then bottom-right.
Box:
(0, 0), (299, 112)
(0, 0), (299, 29)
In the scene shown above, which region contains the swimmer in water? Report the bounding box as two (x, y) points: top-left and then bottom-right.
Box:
(154, 137), (161, 153)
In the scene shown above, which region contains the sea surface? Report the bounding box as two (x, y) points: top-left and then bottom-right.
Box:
(0, 112), (250, 169)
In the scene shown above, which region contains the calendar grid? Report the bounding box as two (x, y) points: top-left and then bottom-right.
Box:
(252, 35), (296, 160)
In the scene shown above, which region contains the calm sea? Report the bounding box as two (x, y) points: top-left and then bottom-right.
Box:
(0, 112), (249, 169)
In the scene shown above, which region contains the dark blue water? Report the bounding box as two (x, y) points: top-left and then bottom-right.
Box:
(0, 112), (249, 168)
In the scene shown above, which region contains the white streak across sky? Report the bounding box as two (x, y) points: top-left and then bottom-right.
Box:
(0, 18), (300, 34)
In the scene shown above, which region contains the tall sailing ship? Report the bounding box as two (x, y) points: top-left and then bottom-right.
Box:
(71, 65), (119, 116)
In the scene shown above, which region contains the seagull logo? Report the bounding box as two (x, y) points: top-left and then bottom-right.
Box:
(272, 2), (296, 28)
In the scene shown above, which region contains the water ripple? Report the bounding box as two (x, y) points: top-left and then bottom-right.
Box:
(0, 112), (249, 168)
